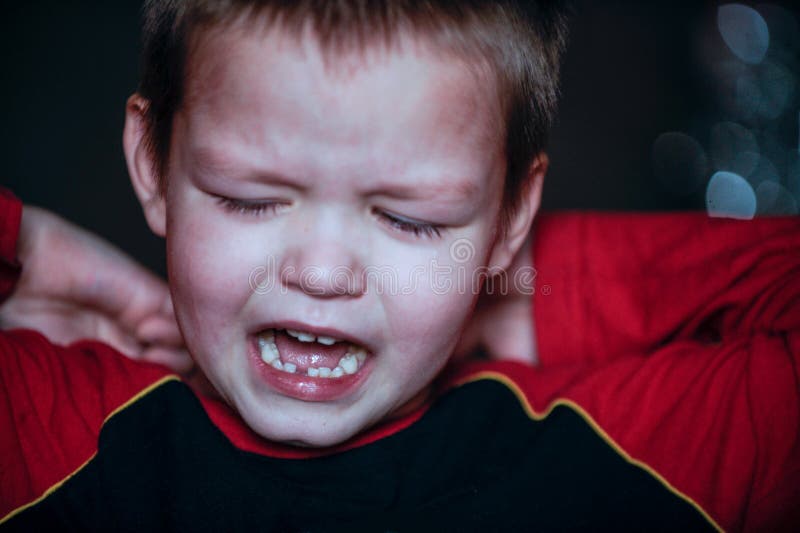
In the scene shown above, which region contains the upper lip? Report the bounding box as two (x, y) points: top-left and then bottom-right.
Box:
(252, 320), (374, 352)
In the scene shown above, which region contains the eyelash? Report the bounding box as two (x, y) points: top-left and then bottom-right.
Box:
(376, 209), (443, 239)
(216, 196), (442, 239)
(216, 197), (284, 216)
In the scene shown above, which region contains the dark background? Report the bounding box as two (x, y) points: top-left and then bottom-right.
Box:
(2, 1), (799, 278)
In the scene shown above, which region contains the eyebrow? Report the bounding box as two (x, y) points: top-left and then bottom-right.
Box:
(190, 146), (480, 202)
(189, 147), (304, 189)
(375, 180), (480, 203)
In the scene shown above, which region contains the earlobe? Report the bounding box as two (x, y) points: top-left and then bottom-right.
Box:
(487, 152), (548, 272)
(123, 93), (167, 237)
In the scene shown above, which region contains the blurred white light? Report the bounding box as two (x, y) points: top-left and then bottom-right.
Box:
(706, 171), (757, 219)
(718, 4), (770, 64)
(652, 132), (709, 194)
(710, 122), (760, 176)
(756, 180), (798, 215)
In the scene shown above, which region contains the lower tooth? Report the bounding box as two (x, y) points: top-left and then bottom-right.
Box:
(339, 354), (358, 374)
(259, 331), (280, 364)
(261, 344), (279, 364)
(271, 360), (283, 371)
(305, 366), (353, 378)
(345, 345), (368, 364)
(283, 363), (297, 373)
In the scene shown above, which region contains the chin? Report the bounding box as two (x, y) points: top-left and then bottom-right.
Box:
(242, 406), (369, 448)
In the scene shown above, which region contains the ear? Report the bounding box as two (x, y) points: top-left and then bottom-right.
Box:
(487, 152), (548, 272)
(123, 93), (167, 237)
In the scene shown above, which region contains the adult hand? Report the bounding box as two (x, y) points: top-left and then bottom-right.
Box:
(0, 205), (193, 374)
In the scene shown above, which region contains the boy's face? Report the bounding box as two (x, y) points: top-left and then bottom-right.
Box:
(129, 27), (535, 447)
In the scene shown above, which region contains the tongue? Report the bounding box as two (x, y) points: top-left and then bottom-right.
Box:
(274, 330), (349, 370)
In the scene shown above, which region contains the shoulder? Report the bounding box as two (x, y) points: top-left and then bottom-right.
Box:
(0, 328), (179, 521)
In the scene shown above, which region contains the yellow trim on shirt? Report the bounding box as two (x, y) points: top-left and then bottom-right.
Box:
(455, 371), (724, 532)
(0, 374), (181, 525)
(4, 370), (725, 531)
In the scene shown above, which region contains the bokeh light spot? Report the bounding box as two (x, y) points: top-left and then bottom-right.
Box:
(706, 170), (757, 219)
(710, 122), (760, 176)
(756, 180), (798, 215)
(717, 4), (770, 64)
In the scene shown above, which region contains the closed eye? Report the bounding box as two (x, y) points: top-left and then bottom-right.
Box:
(215, 196), (287, 217)
(374, 208), (443, 239)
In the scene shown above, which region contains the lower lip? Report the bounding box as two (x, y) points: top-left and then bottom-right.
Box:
(247, 336), (374, 402)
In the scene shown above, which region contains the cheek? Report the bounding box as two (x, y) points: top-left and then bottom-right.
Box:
(166, 203), (265, 336)
(380, 249), (482, 361)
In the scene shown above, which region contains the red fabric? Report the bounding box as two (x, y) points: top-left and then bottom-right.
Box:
(531, 212), (800, 531)
(532, 212), (800, 364)
(0, 330), (177, 518)
(0, 189), (176, 519)
(0, 188), (22, 303)
(198, 391), (431, 460)
(1, 187), (798, 530)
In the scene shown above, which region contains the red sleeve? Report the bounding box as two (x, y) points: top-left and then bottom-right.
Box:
(0, 189), (177, 520)
(532, 212), (800, 366)
(523, 212), (800, 530)
(0, 188), (23, 303)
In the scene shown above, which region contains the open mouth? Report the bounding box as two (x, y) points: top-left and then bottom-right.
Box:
(256, 328), (369, 378)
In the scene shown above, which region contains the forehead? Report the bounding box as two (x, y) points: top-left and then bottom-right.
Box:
(177, 24), (506, 194)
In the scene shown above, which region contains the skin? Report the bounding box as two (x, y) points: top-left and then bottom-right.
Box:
(0, 205), (191, 372)
(125, 26), (546, 447)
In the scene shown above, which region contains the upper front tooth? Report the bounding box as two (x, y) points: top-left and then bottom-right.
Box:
(287, 329), (316, 342)
(317, 335), (336, 345)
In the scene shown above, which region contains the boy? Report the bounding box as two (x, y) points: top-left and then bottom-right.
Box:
(1, 1), (799, 530)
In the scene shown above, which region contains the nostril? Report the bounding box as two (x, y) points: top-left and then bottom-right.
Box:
(278, 239), (366, 297)
(287, 264), (364, 297)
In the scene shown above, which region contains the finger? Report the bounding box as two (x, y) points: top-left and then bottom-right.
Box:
(3, 299), (148, 359)
(53, 219), (173, 332)
(83, 259), (172, 333)
(94, 316), (146, 358)
(160, 293), (175, 317)
(135, 313), (185, 347)
(140, 345), (195, 374)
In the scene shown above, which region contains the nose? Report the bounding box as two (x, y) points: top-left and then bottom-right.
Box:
(279, 217), (366, 298)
